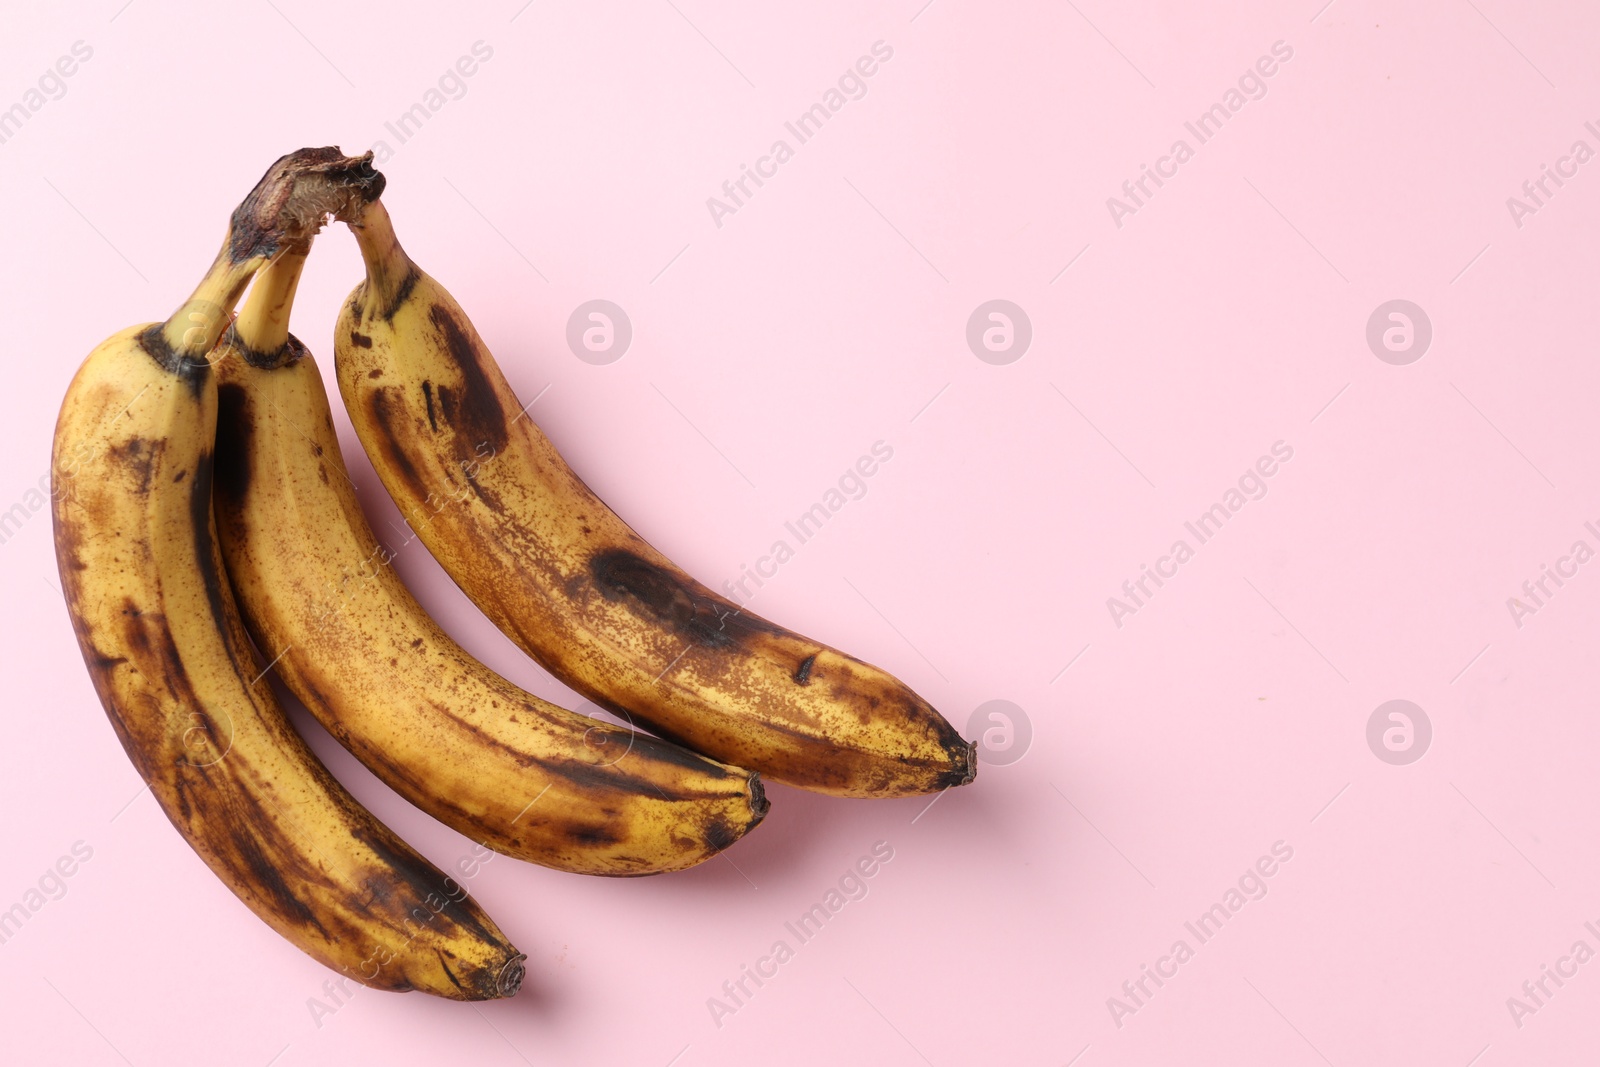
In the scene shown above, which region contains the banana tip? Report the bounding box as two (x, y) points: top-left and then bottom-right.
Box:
(497, 954), (527, 998)
(938, 738), (979, 789)
(747, 772), (769, 821)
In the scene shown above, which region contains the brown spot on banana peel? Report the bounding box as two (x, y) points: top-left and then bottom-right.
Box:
(86, 598), (197, 785)
(349, 330), (373, 348)
(590, 549), (785, 650)
(436, 950), (465, 995)
(175, 764), (331, 939)
(107, 436), (164, 496)
(379, 267), (420, 323)
(544, 752), (736, 804)
(351, 269), (422, 326)
(225, 328), (307, 372)
(342, 818), (508, 958)
(366, 388), (432, 503)
(422, 381), (438, 431)
(137, 324), (210, 395)
(214, 383), (253, 506)
(188, 451), (247, 687)
(621, 729), (738, 778)
(567, 823), (623, 849)
(703, 815), (740, 854)
(426, 304), (507, 454)
(389, 377), (509, 517)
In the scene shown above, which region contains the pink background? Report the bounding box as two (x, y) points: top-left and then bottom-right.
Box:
(4, 0), (1599, 1063)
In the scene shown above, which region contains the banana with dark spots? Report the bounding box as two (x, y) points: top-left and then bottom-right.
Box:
(51, 149), (524, 999)
(211, 244), (767, 876)
(333, 194), (976, 798)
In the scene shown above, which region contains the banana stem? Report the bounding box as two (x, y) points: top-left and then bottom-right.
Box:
(154, 251), (264, 362)
(147, 147), (384, 370)
(234, 242), (311, 356)
(346, 198), (414, 311)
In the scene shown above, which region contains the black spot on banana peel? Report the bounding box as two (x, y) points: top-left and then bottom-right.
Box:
(214, 383), (252, 505)
(366, 387), (432, 501)
(591, 549), (786, 650)
(188, 450), (234, 666)
(334, 196), (977, 799)
(211, 247), (768, 877)
(105, 435), (164, 495)
(703, 815), (740, 854)
(422, 380), (438, 431)
(379, 267), (421, 323)
(427, 303), (508, 454)
(137, 325), (210, 394)
(50, 155), (523, 1000)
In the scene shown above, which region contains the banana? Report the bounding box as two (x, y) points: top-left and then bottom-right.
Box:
(211, 243), (767, 876)
(333, 196), (975, 798)
(52, 149), (523, 999)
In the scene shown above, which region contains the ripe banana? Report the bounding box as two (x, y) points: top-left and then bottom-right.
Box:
(52, 148), (524, 999)
(211, 243), (767, 876)
(333, 196), (975, 798)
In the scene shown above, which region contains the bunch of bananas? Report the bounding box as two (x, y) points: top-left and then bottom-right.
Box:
(51, 148), (975, 1001)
